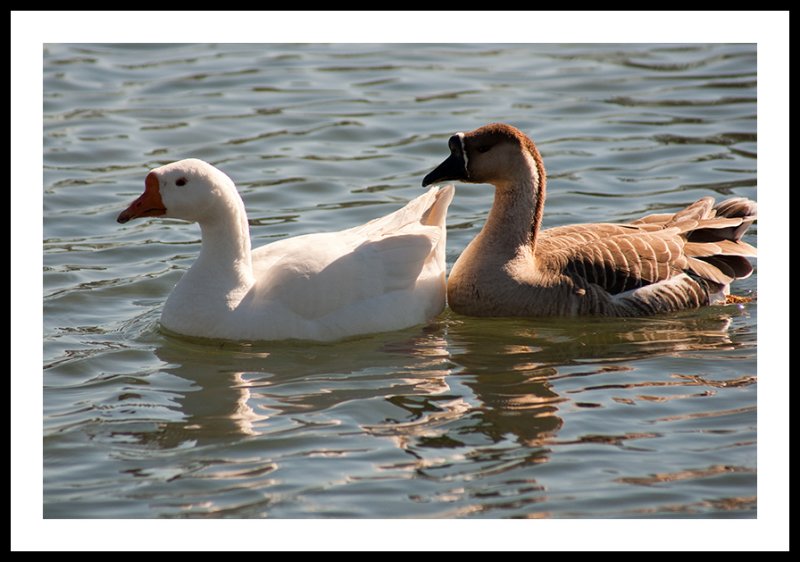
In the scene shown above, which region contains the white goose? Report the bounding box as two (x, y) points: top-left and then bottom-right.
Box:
(118, 158), (454, 341)
(422, 123), (757, 317)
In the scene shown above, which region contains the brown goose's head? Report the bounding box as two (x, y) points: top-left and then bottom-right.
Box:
(422, 123), (544, 190)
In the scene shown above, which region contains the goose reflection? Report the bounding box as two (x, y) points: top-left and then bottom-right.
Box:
(124, 327), (458, 451)
(115, 307), (748, 473)
(442, 307), (748, 449)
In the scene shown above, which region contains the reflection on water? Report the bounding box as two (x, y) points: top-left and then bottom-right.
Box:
(133, 308), (743, 444)
(51, 305), (754, 518)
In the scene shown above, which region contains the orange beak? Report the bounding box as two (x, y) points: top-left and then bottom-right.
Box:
(117, 172), (167, 224)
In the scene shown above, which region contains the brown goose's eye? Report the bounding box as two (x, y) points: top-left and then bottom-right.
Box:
(476, 145), (492, 154)
(176, 177), (187, 186)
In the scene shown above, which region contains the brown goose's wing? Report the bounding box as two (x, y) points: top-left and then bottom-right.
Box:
(537, 223), (686, 295)
(536, 198), (757, 296)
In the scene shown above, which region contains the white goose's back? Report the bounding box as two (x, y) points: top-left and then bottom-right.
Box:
(159, 178), (454, 342)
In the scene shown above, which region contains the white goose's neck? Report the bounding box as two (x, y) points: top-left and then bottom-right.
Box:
(479, 152), (544, 254)
(193, 197), (254, 289)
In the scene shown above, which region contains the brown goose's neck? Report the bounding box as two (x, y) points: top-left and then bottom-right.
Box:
(529, 142), (547, 247)
(481, 146), (546, 252)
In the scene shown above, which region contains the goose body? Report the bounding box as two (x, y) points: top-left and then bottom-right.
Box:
(118, 159), (454, 341)
(422, 123), (757, 317)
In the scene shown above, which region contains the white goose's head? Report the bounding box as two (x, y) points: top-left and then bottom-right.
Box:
(422, 123), (545, 191)
(117, 158), (238, 224)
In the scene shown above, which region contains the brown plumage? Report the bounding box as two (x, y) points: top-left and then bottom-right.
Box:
(422, 123), (757, 317)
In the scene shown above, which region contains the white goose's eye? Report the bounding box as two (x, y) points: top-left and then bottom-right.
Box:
(175, 177), (188, 186)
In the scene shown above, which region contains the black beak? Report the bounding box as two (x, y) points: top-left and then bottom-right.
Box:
(422, 134), (468, 187)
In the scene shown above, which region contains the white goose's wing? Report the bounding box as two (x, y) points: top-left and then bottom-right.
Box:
(251, 227), (439, 319)
(248, 185), (454, 339)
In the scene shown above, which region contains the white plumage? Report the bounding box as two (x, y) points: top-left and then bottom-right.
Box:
(118, 158), (454, 341)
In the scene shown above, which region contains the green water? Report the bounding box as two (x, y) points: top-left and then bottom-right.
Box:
(42, 43), (757, 521)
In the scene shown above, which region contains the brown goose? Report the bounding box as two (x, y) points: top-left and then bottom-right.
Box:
(422, 123), (757, 317)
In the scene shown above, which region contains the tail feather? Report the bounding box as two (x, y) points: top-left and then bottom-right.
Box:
(420, 184), (455, 228)
(684, 239), (756, 258)
(714, 197), (758, 221)
(676, 197), (756, 288)
(687, 256), (735, 286)
(715, 238), (757, 257)
(352, 184), (454, 237)
(702, 254), (754, 280)
(715, 197), (757, 241)
(670, 196), (715, 225)
(688, 197), (757, 243)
